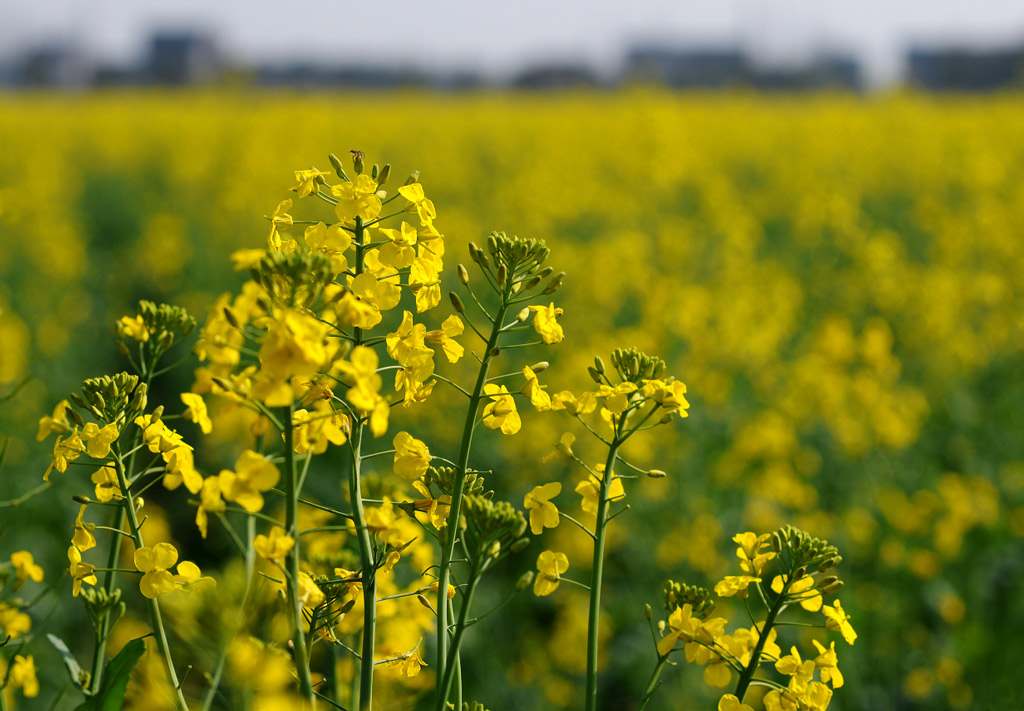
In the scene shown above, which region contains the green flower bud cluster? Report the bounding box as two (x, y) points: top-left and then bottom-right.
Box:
(459, 495), (529, 565)
(71, 373), (146, 425)
(663, 580), (716, 619)
(771, 525), (844, 594)
(80, 587), (127, 627)
(467, 231), (562, 294)
(252, 249), (335, 308)
(138, 300), (196, 346)
(424, 466), (489, 499)
(611, 347), (667, 385)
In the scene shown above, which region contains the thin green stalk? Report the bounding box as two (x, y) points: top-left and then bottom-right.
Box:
(112, 447), (188, 711)
(347, 422), (376, 711)
(282, 406), (316, 704)
(584, 436), (623, 711)
(636, 655), (670, 711)
(734, 580), (790, 701)
(438, 563), (481, 704)
(89, 506), (125, 694)
(433, 296), (509, 711)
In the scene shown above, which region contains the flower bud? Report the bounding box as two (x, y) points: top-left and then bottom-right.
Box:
(70, 393), (88, 409)
(117, 340), (130, 357)
(645, 603), (653, 620)
(328, 153), (350, 181)
(659, 412), (674, 424)
(370, 163), (379, 179)
(211, 377), (233, 393)
(416, 594), (432, 610)
(486, 233), (498, 256)
(449, 292), (466, 314)
(377, 163), (391, 186)
(515, 571), (534, 592)
(820, 579), (844, 595)
(457, 264), (470, 285)
(516, 307), (530, 323)
(587, 366), (603, 384)
(647, 469), (667, 478)
(594, 356), (606, 374)
(529, 361), (549, 373)
(72, 494), (92, 504)
(352, 152), (364, 175)
(487, 540), (502, 559)
(404, 170), (420, 186)
(67, 407), (85, 428)
(522, 274), (542, 291)
(510, 537), (530, 554)
(222, 306), (240, 329)
(496, 264), (507, 285)
(543, 272), (565, 295)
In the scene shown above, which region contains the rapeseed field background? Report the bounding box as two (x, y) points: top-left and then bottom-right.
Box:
(0, 89), (1021, 710)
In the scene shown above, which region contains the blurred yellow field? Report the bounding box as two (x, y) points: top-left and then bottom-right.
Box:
(0, 89), (1022, 710)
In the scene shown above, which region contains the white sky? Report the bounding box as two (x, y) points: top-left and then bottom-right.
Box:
(2, 0), (1024, 85)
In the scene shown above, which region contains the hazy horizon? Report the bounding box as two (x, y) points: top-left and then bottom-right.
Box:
(3, 0), (1024, 86)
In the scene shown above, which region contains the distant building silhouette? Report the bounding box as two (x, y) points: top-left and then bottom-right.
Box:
(750, 54), (862, 91)
(146, 32), (222, 85)
(626, 47), (752, 88)
(907, 46), (1024, 91)
(511, 64), (602, 90)
(14, 45), (92, 87)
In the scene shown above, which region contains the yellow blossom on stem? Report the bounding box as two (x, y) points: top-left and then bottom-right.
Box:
(36, 399), (71, 441)
(534, 550), (569, 596)
(714, 575), (761, 599)
(482, 383), (521, 434)
(195, 475), (226, 539)
(292, 168), (330, 198)
(116, 314), (150, 342)
(524, 482), (561, 535)
(44, 426), (85, 481)
(134, 542), (179, 598)
(575, 468), (625, 516)
(772, 573), (822, 611)
(298, 571), (326, 609)
(812, 639), (844, 688)
(72, 504), (96, 551)
(733, 531), (776, 576)
(332, 174), (382, 222)
(181, 392), (212, 434)
(393, 431), (431, 480)
(67, 545), (97, 597)
(378, 221), (419, 269)
(719, 694), (754, 711)
(8, 654), (39, 697)
(0, 602), (31, 639)
(521, 365), (552, 411)
(398, 182), (436, 226)
(162, 445), (203, 494)
(10, 551), (44, 585)
(528, 302), (564, 344)
(254, 526), (295, 564)
(219, 450), (281, 513)
(91, 465), (121, 502)
(823, 599), (857, 645)
(424, 315), (464, 363)
(267, 199), (294, 250)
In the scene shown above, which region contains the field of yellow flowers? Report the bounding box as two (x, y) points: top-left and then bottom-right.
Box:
(0, 89), (1022, 710)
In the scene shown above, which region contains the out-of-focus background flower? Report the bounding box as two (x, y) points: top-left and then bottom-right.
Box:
(1, 2), (1023, 709)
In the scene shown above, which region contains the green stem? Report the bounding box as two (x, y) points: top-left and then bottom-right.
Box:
(433, 299), (508, 711)
(636, 655), (670, 711)
(112, 448), (188, 711)
(584, 436), (623, 711)
(734, 581), (790, 702)
(89, 505), (125, 694)
(282, 406), (316, 704)
(347, 422), (376, 711)
(438, 564), (481, 704)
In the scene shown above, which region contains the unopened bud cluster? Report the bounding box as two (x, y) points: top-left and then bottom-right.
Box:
(425, 466), (489, 499)
(252, 250), (335, 308)
(772, 525), (844, 594)
(459, 495), (529, 564)
(71, 373), (147, 425)
(663, 580), (716, 618)
(611, 347), (667, 384)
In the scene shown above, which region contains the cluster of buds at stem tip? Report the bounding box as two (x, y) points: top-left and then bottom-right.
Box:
(117, 300), (196, 358)
(662, 580), (716, 618)
(424, 466), (489, 499)
(771, 524), (842, 573)
(465, 232), (563, 294)
(252, 250), (334, 309)
(70, 373), (146, 425)
(611, 347), (667, 384)
(459, 495), (529, 565)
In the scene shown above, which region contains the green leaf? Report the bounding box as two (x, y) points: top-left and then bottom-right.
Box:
(74, 638), (146, 711)
(47, 633), (87, 690)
